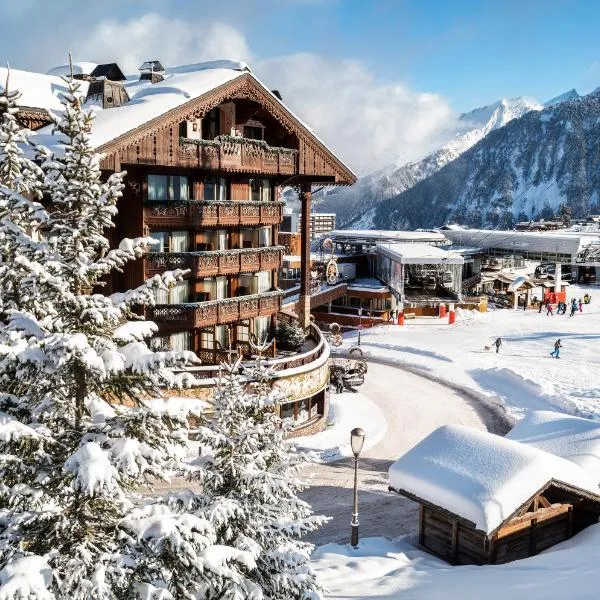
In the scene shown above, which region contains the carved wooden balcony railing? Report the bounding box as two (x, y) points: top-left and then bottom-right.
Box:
(149, 290), (284, 332)
(178, 136), (298, 175)
(143, 200), (284, 228)
(145, 247), (284, 278)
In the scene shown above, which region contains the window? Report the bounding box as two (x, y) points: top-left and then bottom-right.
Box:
(215, 325), (228, 349)
(200, 329), (214, 349)
(261, 180), (271, 202)
(236, 323), (250, 342)
(201, 108), (220, 140)
(153, 280), (189, 304)
(170, 332), (190, 352)
(244, 125), (264, 140)
(256, 271), (272, 294)
(249, 179), (272, 202)
(253, 316), (270, 344)
(259, 227), (271, 247)
(203, 177), (227, 201)
(250, 178), (261, 202)
(147, 175), (189, 201)
(149, 231), (189, 253)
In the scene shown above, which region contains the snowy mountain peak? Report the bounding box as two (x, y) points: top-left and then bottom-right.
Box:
(544, 89), (581, 106)
(459, 97), (542, 131)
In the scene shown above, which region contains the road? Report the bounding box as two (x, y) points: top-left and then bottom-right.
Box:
(301, 361), (510, 545)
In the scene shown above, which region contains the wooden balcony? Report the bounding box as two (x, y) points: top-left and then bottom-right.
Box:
(178, 136), (298, 175)
(144, 247), (284, 278)
(143, 200), (284, 228)
(149, 290), (284, 332)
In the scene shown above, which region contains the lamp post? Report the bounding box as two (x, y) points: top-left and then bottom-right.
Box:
(350, 427), (365, 549)
(357, 306), (363, 346)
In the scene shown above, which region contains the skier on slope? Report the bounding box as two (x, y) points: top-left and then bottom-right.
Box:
(494, 337), (502, 354)
(550, 338), (562, 359)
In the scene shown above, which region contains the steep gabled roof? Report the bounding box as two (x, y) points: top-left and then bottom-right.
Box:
(26, 59), (355, 184)
(89, 63), (127, 81)
(388, 424), (600, 535)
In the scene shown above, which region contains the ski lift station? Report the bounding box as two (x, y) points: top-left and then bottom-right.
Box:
(377, 243), (464, 305)
(442, 227), (600, 283)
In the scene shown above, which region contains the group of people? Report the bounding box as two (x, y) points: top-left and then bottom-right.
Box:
(539, 297), (587, 317)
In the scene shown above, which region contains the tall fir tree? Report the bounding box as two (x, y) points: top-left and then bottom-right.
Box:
(0, 65), (258, 599)
(196, 356), (328, 600)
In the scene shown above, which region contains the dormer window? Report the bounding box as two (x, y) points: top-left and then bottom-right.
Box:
(244, 119), (265, 141)
(202, 108), (220, 140)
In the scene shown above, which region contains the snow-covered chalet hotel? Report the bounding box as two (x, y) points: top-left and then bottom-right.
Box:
(4, 59), (356, 432)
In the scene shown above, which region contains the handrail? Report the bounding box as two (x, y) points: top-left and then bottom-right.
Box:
(146, 246), (285, 259)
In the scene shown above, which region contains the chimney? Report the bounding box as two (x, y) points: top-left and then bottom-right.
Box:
(85, 63), (129, 109)
(139, 60), (165, 83)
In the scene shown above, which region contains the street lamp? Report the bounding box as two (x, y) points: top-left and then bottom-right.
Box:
(350, 427), (365, 549)
(357, 306), (363, 346)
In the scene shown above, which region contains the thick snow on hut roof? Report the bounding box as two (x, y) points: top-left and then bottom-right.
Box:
(388, 424), (600, 535)
(377, 243), (464, 265)
(0, 66), (88, 112)
(507, 411), (600, 484)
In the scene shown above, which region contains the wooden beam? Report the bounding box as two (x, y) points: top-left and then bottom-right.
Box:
(451, 519), (458, 564)
(299, 183), (312, 329)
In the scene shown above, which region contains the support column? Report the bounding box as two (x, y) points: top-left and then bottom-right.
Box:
(299, 183), (312, 329)
(554, 262), (562, 294)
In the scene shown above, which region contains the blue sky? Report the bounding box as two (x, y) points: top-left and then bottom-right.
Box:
(1, 0), (598, 172)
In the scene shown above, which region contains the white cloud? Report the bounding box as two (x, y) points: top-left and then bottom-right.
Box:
(70, 13), (457, 175)
(74, 13), (252, 74)
(255, 53), (458, 174)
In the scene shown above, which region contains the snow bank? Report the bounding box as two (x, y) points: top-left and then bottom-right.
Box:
(312, 525), (600, 600)
(507, 410), (600, 483)
(388, 424), (599, 533)
(293, 392), (386, 462)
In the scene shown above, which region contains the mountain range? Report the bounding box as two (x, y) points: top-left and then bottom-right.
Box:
(314, 87), (600, 230)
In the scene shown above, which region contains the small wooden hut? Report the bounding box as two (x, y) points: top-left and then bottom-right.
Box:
(388, 425), (600, 565)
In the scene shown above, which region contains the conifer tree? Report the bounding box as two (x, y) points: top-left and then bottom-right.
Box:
(197, 356), (327, 600)
(0, 65), (256, 599)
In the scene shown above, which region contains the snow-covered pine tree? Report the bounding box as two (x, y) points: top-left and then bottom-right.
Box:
(0, 65), (257, 599)
(275, 321), (306, 351)
(196, 356), (328, 600)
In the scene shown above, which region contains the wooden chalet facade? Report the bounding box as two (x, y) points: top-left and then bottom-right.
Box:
(403, 480), (600, 565)
(78, 60), (356, 361)
(388, 424), (600, 566)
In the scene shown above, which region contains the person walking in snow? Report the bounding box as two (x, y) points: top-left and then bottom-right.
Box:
(550, 338), (562, 359)
(538, 299), (545, 314)
(546, 303), (554, 316)
(579, 298), (583, 313)
(494, 337), (502, 354)
(570, 298), (577, 317)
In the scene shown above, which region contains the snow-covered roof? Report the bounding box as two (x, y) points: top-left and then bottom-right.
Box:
(0, 66), (87, 112)
(46, 62), (98, 78)
(18, 58), (354, 179)
(330, 230), (447, 245)
(507, 411), (600, 484)
(377, 243), (464, 265)
(388, 424), (600, 535)
(442, 228), (600, 258)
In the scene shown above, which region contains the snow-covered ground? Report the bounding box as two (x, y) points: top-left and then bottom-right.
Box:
(294, 391), (387, 462)
(347, 285), (600, 420)
(312, 527), (600, 599)
(309, 285), (600, 598)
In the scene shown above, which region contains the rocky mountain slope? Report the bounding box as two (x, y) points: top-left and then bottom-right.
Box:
(313, 97), (542, 228)
(371, 92), (600, 230)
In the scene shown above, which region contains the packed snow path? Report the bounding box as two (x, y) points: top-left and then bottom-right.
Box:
(301, 361), (510, 545)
